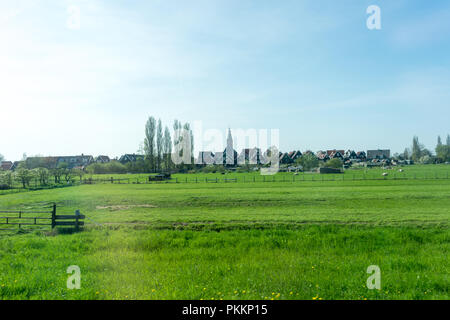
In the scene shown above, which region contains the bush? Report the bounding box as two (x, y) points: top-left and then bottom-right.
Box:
(86, 161), (127, 174)
(296, 154), (319, 171)
(326, 158), (343, 169)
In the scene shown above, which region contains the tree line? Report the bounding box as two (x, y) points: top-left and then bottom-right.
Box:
(84, 117), (195, 174)
(399, 135), (450, 164)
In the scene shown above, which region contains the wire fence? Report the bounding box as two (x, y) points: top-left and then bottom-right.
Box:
(1, 171), (449, 193)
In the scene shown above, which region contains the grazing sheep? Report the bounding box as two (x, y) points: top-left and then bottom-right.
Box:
(398, 169), (404, 172)
(382, 172), (389, 177)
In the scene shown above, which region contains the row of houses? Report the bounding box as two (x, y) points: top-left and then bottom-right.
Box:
(0, 155), (111, 171)
(195, 148), (391, 166)
(0, 146), (391, 171)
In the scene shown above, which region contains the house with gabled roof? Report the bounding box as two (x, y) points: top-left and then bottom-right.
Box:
(196, 151), (214, 165)
(316, 151), (330, 162)
(96, 155), (111, 163)
(356, 151), (367, 160)
(345, 150), (357, 159)
(279, 152), (293, 164)
(1, 161), (13, 171)
(288, 150), (302, 162)
(327, 150), (344, 159)
(119, 154), (145, 164)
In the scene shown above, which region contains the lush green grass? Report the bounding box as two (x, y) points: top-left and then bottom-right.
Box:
(0, 226), (448, 300)
(0, 167), (449, 300)
(87, 164), (450, 183)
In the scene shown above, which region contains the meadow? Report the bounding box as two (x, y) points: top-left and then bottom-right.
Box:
(0, 165), (449, 300)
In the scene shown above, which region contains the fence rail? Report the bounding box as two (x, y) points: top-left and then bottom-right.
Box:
(74, 172), (450, 185)
(0, 204), (85, 231)
(1, 171), (449, 194)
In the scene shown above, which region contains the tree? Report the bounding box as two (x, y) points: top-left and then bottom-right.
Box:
(183, 122), (194, 165)
(0, 171), (13, 188)
(163, 126), (172, 172)
(72, 168), (85, 181)
(296, 153), (319, 171)
(51, 164), (64, 184)
(0, 154), (4, 162)
(436, 144), (450, 163)
(419, 155), (433, 164)
(403, 148), (410, 160)
(57, 162), (73, 183)
(411, 136), (425, 162)
(447, 134), (450, 146)
(14, 163), (34, 188)
(34, 167), (50, 186)
(144, 117), (156, 172)
(437, 136), (443, 148)
(326, 158), (343, 169)
(156, 119), (163, 171)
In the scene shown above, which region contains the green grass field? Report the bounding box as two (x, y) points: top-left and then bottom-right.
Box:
(0, 166), (449, 300)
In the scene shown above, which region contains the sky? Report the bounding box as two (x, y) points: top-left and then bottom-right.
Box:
(0, 0), (449, 160)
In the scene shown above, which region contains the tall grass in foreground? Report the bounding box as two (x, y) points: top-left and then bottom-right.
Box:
(0, 225), (448, 300)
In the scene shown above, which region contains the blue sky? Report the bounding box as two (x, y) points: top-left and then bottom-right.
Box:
(1, 0), (449, 160)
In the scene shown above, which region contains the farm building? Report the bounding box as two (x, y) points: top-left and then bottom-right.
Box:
(96, 155), (111, 163)
(316, 151), (330, 162)
(119, 154), (145, 164)
(279, 152), (293, 165)
(1, 161), (13, 171)
(196, 151), (214, 165)
(25, 155), (94, 169)
(327, 150), (345, 159)
(197, 129), (238, 166)
(288, 150), (302, 162)
(367, 149), (391, 160)
(237, 148), (263, 165)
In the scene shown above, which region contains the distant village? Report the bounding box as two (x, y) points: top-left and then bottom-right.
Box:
(0, 129), (396, 172)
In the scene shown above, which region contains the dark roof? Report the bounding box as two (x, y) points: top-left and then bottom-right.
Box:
(1, 161), (13, 170)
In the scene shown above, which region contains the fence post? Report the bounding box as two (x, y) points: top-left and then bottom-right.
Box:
(51, 203), (56, 229)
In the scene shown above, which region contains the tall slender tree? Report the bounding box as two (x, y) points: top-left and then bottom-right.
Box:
(173, 119), (182, 166)
(447, 134), (450, 146)
(163, 126), (172, 172)
(183, 122), (194, 164)
(437, 136), (443, 148)
(144, 117), (156, 172)
(156, 119), (163, 171)
(411, 136), (423, 162)
(403, 148), (410, 160)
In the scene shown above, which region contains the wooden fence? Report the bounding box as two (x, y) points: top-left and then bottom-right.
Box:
(0, 204), (85, 231)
